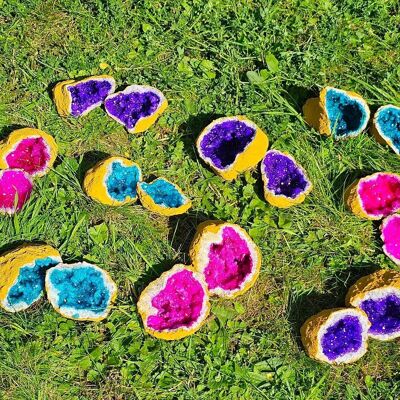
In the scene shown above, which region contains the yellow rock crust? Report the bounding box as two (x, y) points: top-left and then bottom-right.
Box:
(137, 264), (210, 340)
(0, 244), (61, 311)
(303, 87), (369, 138)
(345, 269), (400, 307)
(261, 151), (312, 208)
(189, 220), (261, 298)
(137, 178), (192, 216)
(196, 116), (269, 181)
(0, 128), (58, 177)
(83, 156), (141, 206)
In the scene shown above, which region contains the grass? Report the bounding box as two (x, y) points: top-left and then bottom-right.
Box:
(0, 0), (399, 398)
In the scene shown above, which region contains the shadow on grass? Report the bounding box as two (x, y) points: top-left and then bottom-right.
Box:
(167, 210), (216, 258)
(177, 112), (225, 164)
(76, 150), (110, 185)
(130, 210), (216, 300)
(288, 264), (381, 348)
(331, 168), (376, 206)
(0, 124), (27, 141)
(132, 258), (177, 300)
(284, 85), (319, 113)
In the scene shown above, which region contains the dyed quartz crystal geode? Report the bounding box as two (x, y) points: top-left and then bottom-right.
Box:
(137, 178), (192, 216)
(137, 264), (210, 340)
(83, 156), (142, 206)
(300, 308), (370, 364)
(0, 169), (33, 214)
(381, 214), (400, 265)
(53, 75), (116, 117)
(371, 104), (400, 155)
(104, 85), (168, 133)
(189, 221), (261, 298)
(345, 172), (400, 220)
(346, 270), (400, 340)
(196, 116), (269, 180)
(0, 128), (58, 177)
(261, 150), (312, 208)
(303, 87), (370, 139)
(45, 262), (117, 321)
(0, 244), (62, 312)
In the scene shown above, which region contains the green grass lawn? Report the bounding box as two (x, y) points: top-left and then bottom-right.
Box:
(0, 0), (399, 398)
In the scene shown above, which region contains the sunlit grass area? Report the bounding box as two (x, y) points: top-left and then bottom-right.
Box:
(0, 0), (399, 398)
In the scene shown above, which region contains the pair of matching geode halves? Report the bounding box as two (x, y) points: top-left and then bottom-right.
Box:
(0, 128), (58, 215)
(0, 244), (117, 321)
(137, 221), (261, 340)
(303, 87), (400, 155)
(301, 269), (400, 365)
(53, 75), (167, 134)
(196, 116), (313, 208)
(82, 156), (191, 216)
(344, 172), (400, 264)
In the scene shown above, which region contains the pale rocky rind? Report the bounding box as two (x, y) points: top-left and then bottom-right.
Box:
(137, 264), (210, 340)
(189, 220), (261, 298)
(345, 270), (400, 340)
(300, 308), (370, 364)
(0, 244), (62, 312)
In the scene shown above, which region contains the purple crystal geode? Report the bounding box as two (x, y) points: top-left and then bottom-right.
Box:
(69, 79), (115, 117)
(196, 116), (269, 180)
(53, 75), (116, 118)
(261, 150), (312, 207)
(199, 120), (256, 170)
(104, 85), (167, 133)
(300, 308), (370, 364)
(346, 270), (400, 341)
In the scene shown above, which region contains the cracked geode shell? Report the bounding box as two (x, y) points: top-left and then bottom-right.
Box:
(83, 156), (142, 206)
(196, 116), (269, 180)
(346, 270), (400, 341)
(300, 308), (370, 364)
(261, 150), (312, 208)
(345, 172), (400, 220)
(46, 262), (117, 321)
(381, 214), (400, 266)
(0, 169), (33, 214)
(0, 128), (58, 177)
(53, 75), (116, 117)
(189, 221), (261, 298)
(137, 264), (210, 340)
(104, 85), (168, 133)
(0, 244), (62, 312)
(371, 104), (400, 155)
(303, 87), (370, 139)
(137, 178), (191, 216)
